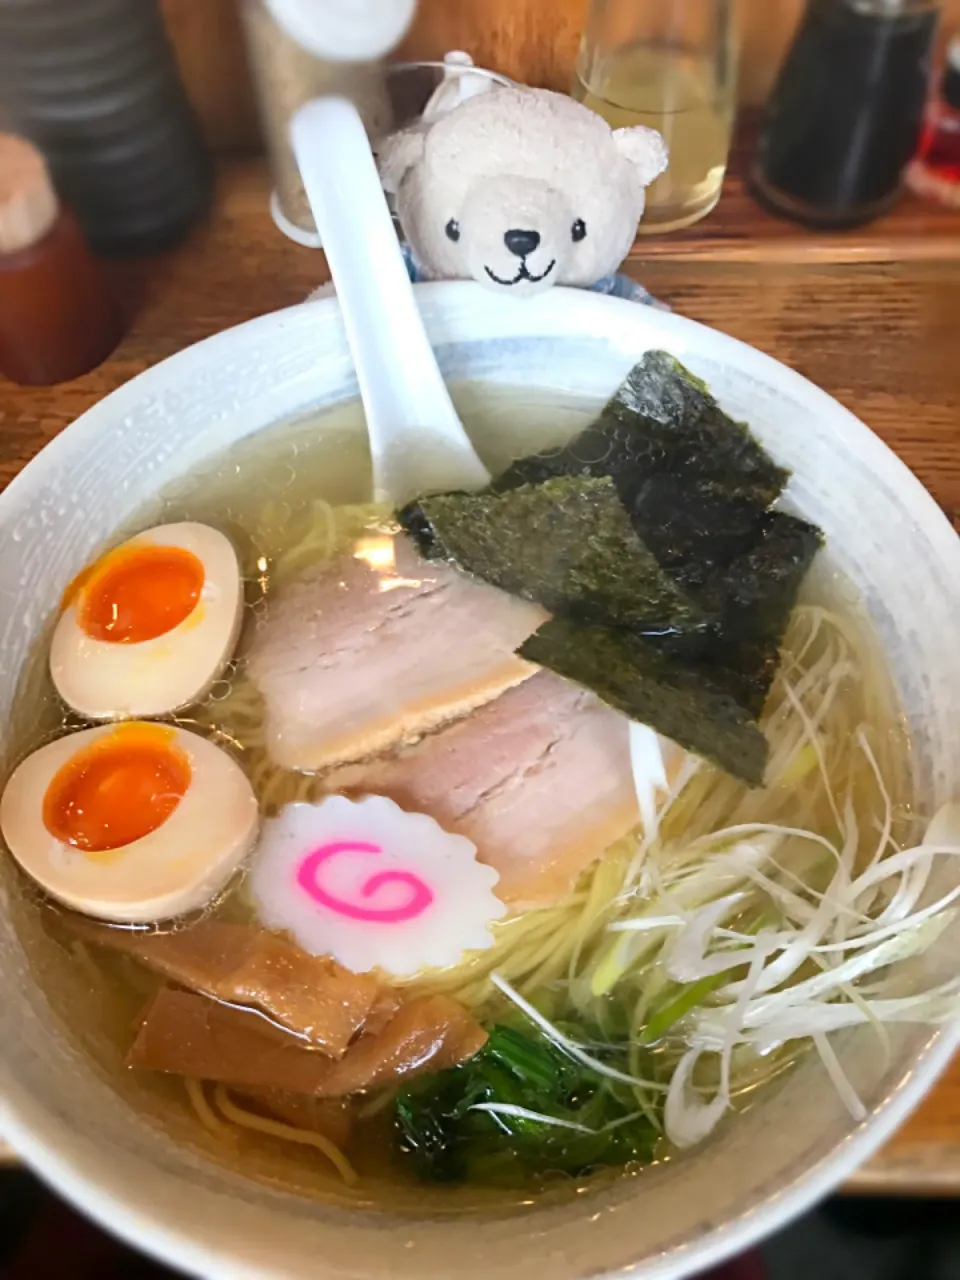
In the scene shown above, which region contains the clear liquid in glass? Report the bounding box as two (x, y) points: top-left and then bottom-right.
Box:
(573, 42), (735, 233)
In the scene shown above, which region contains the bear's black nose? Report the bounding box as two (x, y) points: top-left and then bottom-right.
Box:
(504, 229), (540, 258)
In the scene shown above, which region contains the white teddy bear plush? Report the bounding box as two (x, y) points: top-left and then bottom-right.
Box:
(378, 85), (668, 298)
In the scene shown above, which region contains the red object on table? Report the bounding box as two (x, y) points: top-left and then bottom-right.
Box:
(0, 133), (122, 386)
(906, 36), (960, 208)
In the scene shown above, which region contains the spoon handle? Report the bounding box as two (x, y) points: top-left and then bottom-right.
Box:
(290, 96), (491, 505)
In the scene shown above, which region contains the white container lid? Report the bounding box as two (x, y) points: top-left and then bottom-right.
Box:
(0, 134), (59, 254)
(264, 0), (416, 62)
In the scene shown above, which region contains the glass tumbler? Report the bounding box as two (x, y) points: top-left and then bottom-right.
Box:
(572, 0), (739, 233)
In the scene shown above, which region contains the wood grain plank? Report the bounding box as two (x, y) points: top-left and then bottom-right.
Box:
(0, 160), (958, 1195)
(631, 118), (960, 265)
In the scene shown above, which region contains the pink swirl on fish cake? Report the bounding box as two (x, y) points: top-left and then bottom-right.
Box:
(296, 840), (434, 923)
(248, 795), (505, 975)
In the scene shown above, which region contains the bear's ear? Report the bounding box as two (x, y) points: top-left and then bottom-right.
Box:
(612, 126), (669, 188)
(377, 128), (427, 196)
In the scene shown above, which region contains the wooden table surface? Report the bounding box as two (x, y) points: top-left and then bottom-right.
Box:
(630, 113), (960, 267)
(0, 162), (958, 1192)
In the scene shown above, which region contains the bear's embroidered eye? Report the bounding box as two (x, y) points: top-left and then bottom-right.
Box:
(445, 218), (461, 243)
(572, 219), (587, 243)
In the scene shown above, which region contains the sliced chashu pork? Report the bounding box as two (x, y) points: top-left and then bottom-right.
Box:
(129, 987), (486, 1096)
(326, 670), (688, 909)
(68, 918), (397, 1055)
(246, 533), (547, 772)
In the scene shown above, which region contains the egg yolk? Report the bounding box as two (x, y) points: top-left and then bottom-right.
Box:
(68, 544), (204, 644)
(42, 725), (191, 853)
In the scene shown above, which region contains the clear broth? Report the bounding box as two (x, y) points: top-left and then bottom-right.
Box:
(0, 384), (912, 1211)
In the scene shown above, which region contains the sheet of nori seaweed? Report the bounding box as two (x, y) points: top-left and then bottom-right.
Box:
(493, 350), (820, 716)
(494, 352), (790, 591)
(398, 475), (707, 632)
(399, 351), (822, 784)
(520, 618), (769, 786)
(653, 510), (824, 717)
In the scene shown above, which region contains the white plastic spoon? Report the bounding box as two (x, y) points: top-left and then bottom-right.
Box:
(290, 95), (491, 506)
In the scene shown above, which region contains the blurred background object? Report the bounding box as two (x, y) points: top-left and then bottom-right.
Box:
(0, 0), (953, 359)
(906, 33), (960, 205)
(240, 0), (420, 245)
(0, 133), (122, 385)
(151, 1), (878, 158)
(751, 0), (940, 228)
(108, 1), (960, 250)
(260, 0), (416, 62)
(242, 0), (506, 249)
(0, 0), (212, 256)
(240, 0), (397, 245)
(572, 0), (739, 233)
(143, 0), (960, 160)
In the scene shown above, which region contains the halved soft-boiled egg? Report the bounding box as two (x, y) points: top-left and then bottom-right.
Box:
(49, 522), (242, 720)
(0, 722), (259, 923)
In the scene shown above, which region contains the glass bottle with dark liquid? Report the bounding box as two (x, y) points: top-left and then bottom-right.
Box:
(752, 0), (940, 227)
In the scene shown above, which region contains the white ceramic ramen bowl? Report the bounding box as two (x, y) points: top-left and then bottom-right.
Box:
(0, 283), (957, 1280)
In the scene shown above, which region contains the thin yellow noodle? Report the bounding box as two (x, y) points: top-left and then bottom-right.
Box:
(185, 1079), (233, 1139)
(211, 1085), (359, 1185)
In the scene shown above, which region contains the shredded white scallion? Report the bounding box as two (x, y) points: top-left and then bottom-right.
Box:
(654, 803), (958, 1140)
(813, 1033), (867, 1122)
(468, 1103), (597, 1134)
(478, 609), (960, 1156)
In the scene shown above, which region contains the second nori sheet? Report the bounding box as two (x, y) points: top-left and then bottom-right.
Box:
(494, 350), (821, 721)
(399, 475), (707, 633)
(495, 350), (791, 598)
(520, 618), (769, 786)
(398, 350), (823, 784)
(653, 509), (825, 718)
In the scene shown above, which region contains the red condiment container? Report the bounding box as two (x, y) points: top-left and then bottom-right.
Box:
(0, 134), (122, 386)
(906, 35), (960, 207)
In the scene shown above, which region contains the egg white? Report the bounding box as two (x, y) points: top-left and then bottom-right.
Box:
(49, 522), (243, 720)
(0, 724), (260, 923)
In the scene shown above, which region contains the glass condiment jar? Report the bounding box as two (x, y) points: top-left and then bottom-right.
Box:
(752, 0), (940, 228)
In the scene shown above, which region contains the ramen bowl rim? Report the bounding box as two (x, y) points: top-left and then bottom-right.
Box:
(0, 281), (957, 1279)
